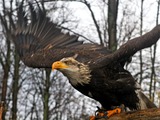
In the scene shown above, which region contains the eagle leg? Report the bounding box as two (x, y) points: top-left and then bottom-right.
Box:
(106, 107), (121, 118)
(89, 105), (124, 120)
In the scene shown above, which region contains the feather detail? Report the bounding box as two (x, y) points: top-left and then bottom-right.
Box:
(59, 57), (91, 86)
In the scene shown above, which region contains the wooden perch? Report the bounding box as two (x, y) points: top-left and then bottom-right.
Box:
(97, 108), (160, 120)
(0, 102), (4, 120)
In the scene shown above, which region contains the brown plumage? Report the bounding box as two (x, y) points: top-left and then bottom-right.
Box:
(12, 3), (157, 111)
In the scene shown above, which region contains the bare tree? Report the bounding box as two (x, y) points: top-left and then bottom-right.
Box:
(0, 0), (160, 120)
(0, 0), (13, 119)
(139, 0), (144, 85)
(149, 0), (160, 102)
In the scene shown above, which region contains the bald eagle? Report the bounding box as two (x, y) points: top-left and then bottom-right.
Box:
(12, 3), (157, 118)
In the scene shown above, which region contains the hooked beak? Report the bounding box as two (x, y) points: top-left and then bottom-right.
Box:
(52, 61), (69, 71)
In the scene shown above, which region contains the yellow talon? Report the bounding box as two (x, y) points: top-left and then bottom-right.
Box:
(89, 107), (122, 120)
(89, 115), (96, 120)
(107, 108), (121, 118)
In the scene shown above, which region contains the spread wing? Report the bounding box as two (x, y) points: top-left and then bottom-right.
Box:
(12, 3), (113, 68)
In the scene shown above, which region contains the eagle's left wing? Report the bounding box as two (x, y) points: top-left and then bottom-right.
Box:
(12, 3), (84, 68)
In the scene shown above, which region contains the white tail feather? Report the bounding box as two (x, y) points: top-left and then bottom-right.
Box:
(136, 90), (157, 109)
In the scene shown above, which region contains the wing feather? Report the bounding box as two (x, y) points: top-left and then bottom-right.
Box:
(12, 3), (86, 68)
(12, 3), (114, 68)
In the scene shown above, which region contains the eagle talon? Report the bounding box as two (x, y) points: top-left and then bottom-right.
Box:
(89, 107), (122, 120)
(106, 107), (122, 118)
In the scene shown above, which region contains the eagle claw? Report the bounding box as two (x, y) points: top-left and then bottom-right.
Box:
(89, 106), (123, 120)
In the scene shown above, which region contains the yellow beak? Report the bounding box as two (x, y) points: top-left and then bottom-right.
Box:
(52, 61), (69, 71)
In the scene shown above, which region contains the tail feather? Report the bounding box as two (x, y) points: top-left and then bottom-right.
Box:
(137, 91), (157, 109)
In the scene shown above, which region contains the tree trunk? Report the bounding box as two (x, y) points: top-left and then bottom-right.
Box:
(1, 39), (11, 120)
(149, 0), (160, 102)
(12, 51), (20, 120)
(139, 0), (144, 85)
(108, 0), (119, 51)
(43, 69), (51, 120)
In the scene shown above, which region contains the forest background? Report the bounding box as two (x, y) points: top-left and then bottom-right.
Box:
(0, 0), (160, 120)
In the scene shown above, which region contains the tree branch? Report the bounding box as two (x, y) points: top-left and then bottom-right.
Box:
(81, 0), (103, 45)
(107, 108), (160, 120)
(61, 26), (96, 43)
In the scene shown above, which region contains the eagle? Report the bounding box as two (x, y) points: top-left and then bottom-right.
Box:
(12, 3), (158, 119)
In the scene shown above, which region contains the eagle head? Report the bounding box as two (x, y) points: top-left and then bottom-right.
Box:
(52, 57), (91, 86)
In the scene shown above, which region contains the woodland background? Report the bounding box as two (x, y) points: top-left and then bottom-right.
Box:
(0, 0), (160, 120)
